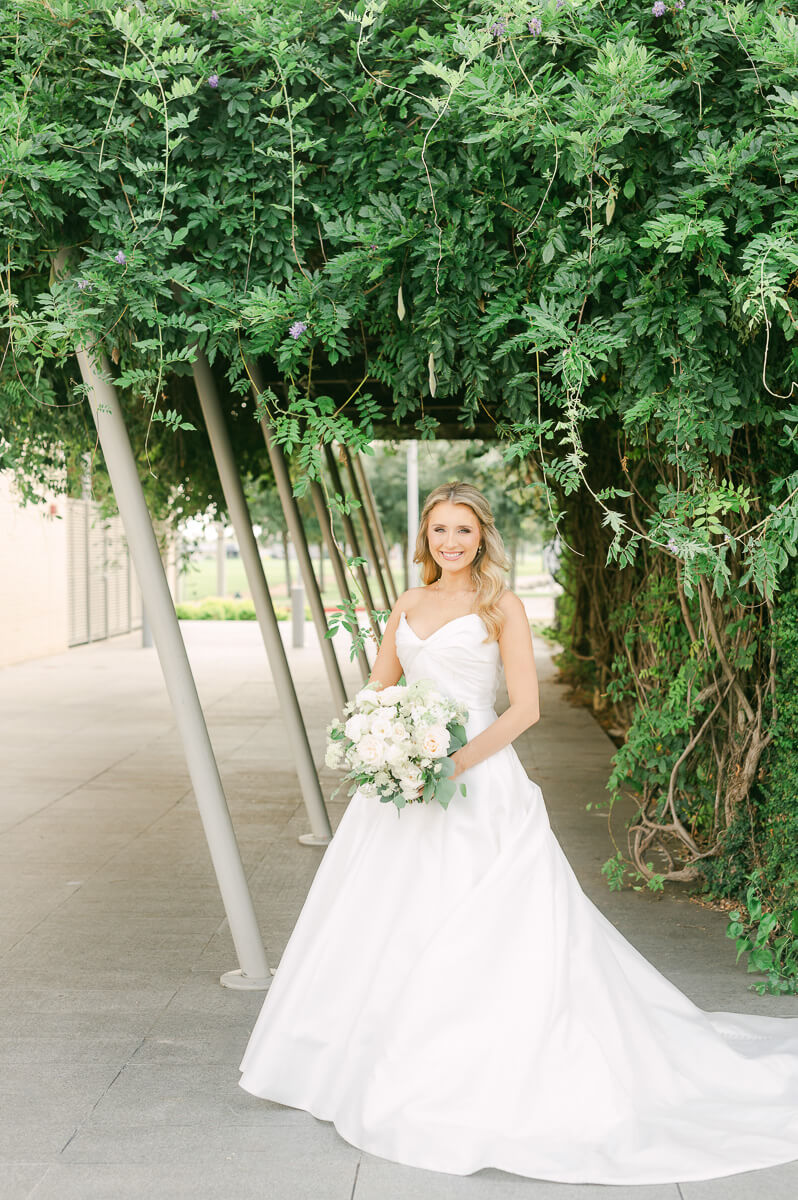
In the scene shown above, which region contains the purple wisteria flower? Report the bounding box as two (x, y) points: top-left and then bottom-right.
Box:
(556, 0), (566, 7)
(490, 19), (508, 38)
(676, 0), (685, 7)
(666, 538), (679, 554)
(288, 320), (308, 339)
(208, 74), (219, 88)
(652, 0), (666, 15)
(211, 8), (219, 17)
(114, 250), (126, 265)
(76, 278), (92, 291)
(528, 17), (542, 35)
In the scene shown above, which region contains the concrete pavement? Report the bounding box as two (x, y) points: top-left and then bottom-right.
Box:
(0, 620), (796, 1200)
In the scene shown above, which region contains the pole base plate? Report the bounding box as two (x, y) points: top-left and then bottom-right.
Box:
(298, 832), (332, 847)
(220, 968), (273, 991)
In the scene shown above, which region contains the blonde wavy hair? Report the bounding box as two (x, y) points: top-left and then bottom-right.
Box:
(414, 482), (510, 642)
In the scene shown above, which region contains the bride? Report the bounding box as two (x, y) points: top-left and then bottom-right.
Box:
(239, 481), (798, 1186)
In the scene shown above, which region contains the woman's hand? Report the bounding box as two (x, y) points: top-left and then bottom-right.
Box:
(449, 748), (470, 780)
(414, 749), (470, 798)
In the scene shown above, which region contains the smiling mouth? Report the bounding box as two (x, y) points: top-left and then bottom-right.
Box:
(440, 551), (464, 560)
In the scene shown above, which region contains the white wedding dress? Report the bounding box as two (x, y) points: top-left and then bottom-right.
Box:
(239, 611), (798, 1185)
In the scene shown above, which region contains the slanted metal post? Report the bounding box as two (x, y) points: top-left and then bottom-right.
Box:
(309, 479), (371, 682)
(407, 440), (420, 587)
(354, 451), (398, 605)
(73, 342), (271, 991)
(192, 350), (332, 846)
(247, 363), (347, 714)
(340, 445), (392, 611)
(323, 443), (381, 643)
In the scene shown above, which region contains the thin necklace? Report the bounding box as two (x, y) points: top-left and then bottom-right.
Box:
(431, 580), (477, 596)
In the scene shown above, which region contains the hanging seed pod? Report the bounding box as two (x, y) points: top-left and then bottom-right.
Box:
(428, 351), (437, 397)
(397, 285), (406, 321)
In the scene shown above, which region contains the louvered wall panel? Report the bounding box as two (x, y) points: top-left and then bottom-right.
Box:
(106, 518), (130, 636)
(87, 514), (107, 642)
(67, 499), (89, 646)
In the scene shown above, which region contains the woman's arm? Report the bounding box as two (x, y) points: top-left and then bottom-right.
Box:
(365, 590), (416, 690)
(450, 590), (540, 778)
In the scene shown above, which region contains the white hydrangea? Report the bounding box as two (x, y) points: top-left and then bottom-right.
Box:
(325, 741), (345, 769)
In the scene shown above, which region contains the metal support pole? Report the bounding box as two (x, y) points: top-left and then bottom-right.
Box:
(173, 532), (182, 604)
(291, 584), (305, 648)
(309, 479), (370, 682)
(216, 521), (226, 597)
(323, 443), (381, 643)
(73, 343), (271, 991)
(340, 445), (392, 612)
(407, 440), (420, 587)
(192, 350), (332, 846)
(247, 365), (347, 713)
(141, 604), (153, 648)
(353, 451), (398, 605)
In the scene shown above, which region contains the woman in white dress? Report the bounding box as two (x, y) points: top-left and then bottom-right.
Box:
(239, 481), (798, 1186)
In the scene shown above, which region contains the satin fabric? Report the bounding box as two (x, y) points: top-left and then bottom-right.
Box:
(239, 611), (798, 1184)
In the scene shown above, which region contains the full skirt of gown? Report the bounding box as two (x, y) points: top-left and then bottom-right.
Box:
(238, 611), (798, 1185)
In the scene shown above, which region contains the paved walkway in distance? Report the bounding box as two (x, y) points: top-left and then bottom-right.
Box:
(1, 621), (796, 1200)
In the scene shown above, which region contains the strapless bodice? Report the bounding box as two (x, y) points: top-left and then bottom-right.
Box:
(395, 610), (501, 717)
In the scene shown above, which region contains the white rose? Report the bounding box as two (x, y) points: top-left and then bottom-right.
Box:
(378, 685), (404, 705)
(391, 720), (409, 741)
(345, 713), (367, 741)
(356, 734), (387, 770)
(421, 726), (450, 759)
(384, 741), (407, 768)
(369, 710), (395, 739)
(397, 763), (423, 790)
(355, 687), (380, 710)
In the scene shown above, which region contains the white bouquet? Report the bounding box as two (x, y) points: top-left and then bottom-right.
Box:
(325, 680), (469, 814)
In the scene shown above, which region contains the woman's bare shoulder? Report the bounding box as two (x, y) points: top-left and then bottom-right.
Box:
(393, 586), (427, 616)
(497, 588), (527, 620)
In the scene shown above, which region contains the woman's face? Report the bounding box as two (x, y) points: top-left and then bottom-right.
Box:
(426, 501), (482, 580)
